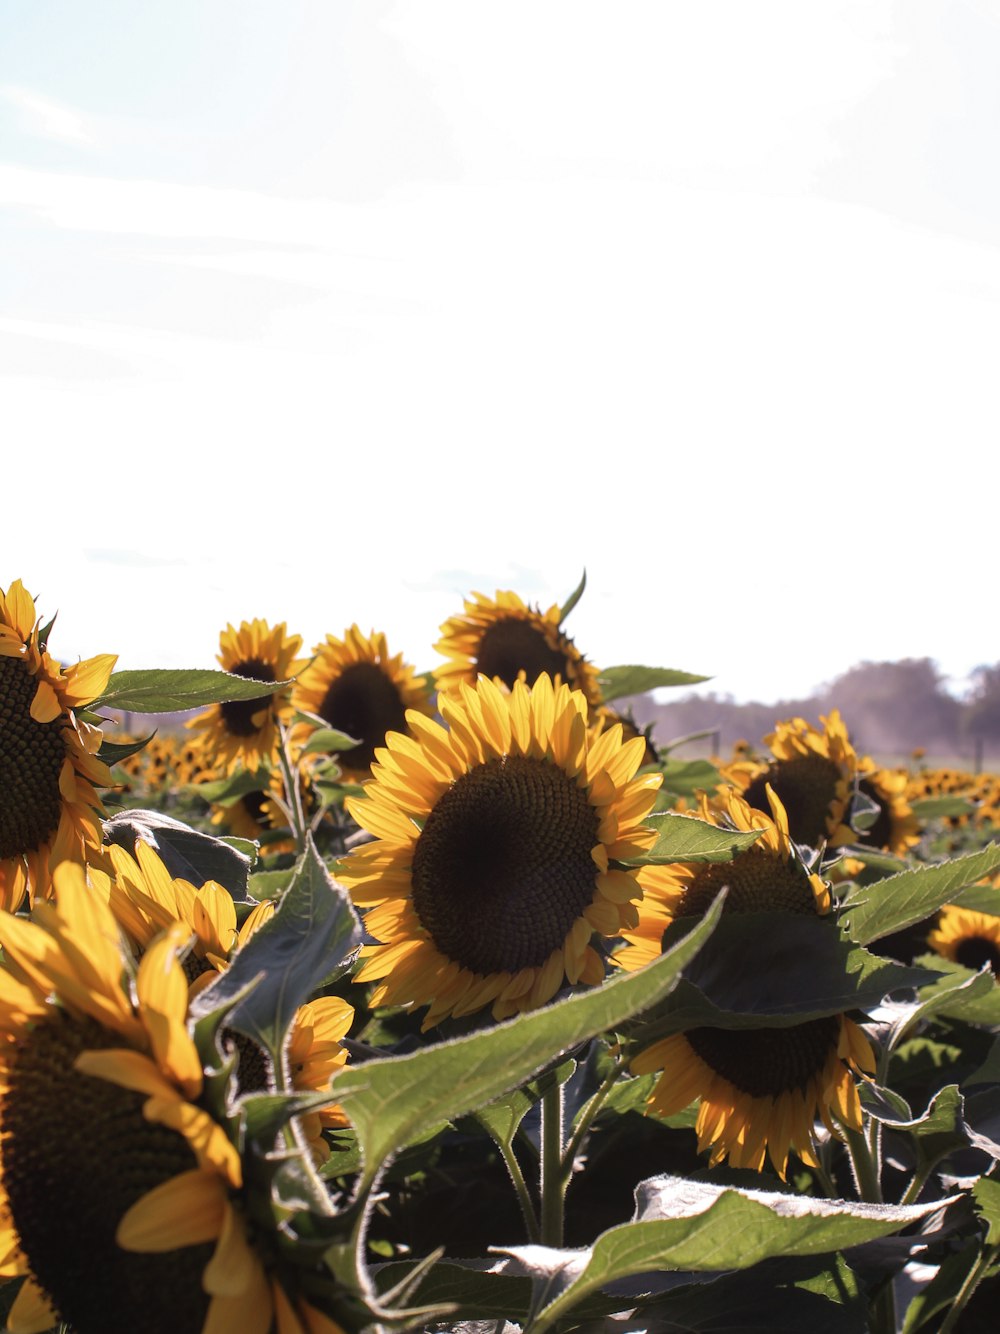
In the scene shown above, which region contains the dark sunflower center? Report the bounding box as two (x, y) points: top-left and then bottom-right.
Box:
(854, 778), (893, 850)
(2, 1012), (212, 1334)
(219, 657), (277, 737)
(224, 1029), (274, 1094)
(686, 1016), (840, 1098)
(955, 937), (1000, 972)
(476, 617), (574, 691)
(743, 754), (842, 847)
(410, 754), (600, 975)
(0, 654), (69, 863)
(319, 661), (408, 771)
(678, 846), (818, 917)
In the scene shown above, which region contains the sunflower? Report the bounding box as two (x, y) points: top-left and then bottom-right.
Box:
(735, 711), (859, 850)
(101, 841), (353, 1162)
(630, 1015), (874, 1179)
(433, 589), (603, 711)
(0, 578), (116, 912)
(338, 673), (661, 1028)
(292, 625), (433, 779)
(186, 619), (304, 775)
(618, 786), (873, 1176)
(928, 900), (1000, 974)
(852, 763), (920, 856)
(0, 861), (349, 1334)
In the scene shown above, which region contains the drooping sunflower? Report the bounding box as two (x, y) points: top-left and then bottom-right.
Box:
(292, 625), (433, 779)
(928, 900), (1000, 974)
(630, 1015), (875, 1179)
(0, 862), (349, 1334)
(433, 588), (604, 711)
(186, 619), (304, 775)
(735, 711), (859, 850)
(338, 673), (661, 1028)
(618, 785), (873, 1176)
(0, 578), (116, 911)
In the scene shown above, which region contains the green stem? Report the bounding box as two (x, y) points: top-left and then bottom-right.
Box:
(496, 1137), (540, 1244)
(843, 1123), (883, 1203)
(560, 1053), (626, 1188)
(939, 1243), (1000, 1334)
(539, 1083), (566, 1247)
(276, 723), (308, 854)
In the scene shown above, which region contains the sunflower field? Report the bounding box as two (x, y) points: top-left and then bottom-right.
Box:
(4, 573), (1000, 1334)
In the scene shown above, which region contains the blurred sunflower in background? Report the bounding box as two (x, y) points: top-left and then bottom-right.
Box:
(339, 673), (661, 1027)
(0, 578), (116, 911)
(293, 625), (433, 779)
(928, 902), (1000, 974)
(852, 762), (920, 856)
(186, 619), (303, 775)
(433, 588), (603, 711)
(732, 711), (859, 850)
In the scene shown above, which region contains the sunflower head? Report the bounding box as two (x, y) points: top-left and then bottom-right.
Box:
(737, 711), (859, 850)
(0, 578), (116, 911)
(433, 588), (604, 711)
(338, 673), (661, 1027)
(853, 763), (921, 856)
(186, 618), (304, 775)
(928, 900), (1000, 974)
(292, 625), (433, 779)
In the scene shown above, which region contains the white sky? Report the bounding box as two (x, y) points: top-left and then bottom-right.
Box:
(3, 0), (999, 703)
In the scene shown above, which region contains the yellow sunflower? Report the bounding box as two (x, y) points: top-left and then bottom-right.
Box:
(0, 861), (349, 1334)
(852, 763), (921, 856)
(338, 673), (661, 1028)
(433, 588), (603, 710)
(618, 786), (873, 1177)
(630, 1016), (874, 1179)
(292, 625), (433, 779)
(0, 578), (116, 911)
(734, 711), (859, 850)
(186, 619), (304, 775)
(928, 901), (1000, 974)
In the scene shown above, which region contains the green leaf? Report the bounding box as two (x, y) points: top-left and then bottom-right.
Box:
(913, 954), (1000, 1026)
(300, 728), (362, 756)
(559, 569), (586, 623)
(862, 1084), (967, 1175)
(911, 796), (978, 820)
(190, 837), (361, 1062)
(902, 1245), (985, 1333)
(92, 668), (293, 714)
(247, 869), (296, 901)
(967, 1035), (1000, 1087)
(634, 913), (935, 1038)
(842, 843), (1000, 945)
(103, 809), (253, 899)
(951, 881), (1000, 915)
(330, 897), (723, 1192)
(98, 732), (156, 765)
(974, 1175), (1000, 1245)
(598, 665), (711, 703)
(514, 1175), (958, 1333)
(632, 811), (764, 865)
(655, 758), (724, 800)
(191, 768), (271, 805)
(475, 1059), (576, 1149)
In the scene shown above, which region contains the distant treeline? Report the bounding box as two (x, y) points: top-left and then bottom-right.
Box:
(627, 657), (1000, 763)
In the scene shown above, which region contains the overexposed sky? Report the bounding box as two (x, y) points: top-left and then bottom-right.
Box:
(3, 1), (998, 702)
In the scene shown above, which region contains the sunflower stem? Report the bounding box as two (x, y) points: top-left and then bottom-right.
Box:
(539, 1083), (566, 1248)
(496, 1137), (541, 1244)
(843, 1122), (883, 1203)
(560, 1049), (628, 1188)
(277, 722), (308, 854)
(938, 1241), (1000, 1334)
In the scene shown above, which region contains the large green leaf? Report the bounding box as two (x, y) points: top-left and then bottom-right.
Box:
(191, 837), (361, 1062)
(598, 665), (710, 703)
(514, 1175), (958, 1333)
(910, 796), (977, 820)
(655, 758), (724, 800)
(912, 954), (1000, 1026)
(92, 667), (293, 713)
(103, 809), (254, 899)
(632, 913), (935, 1038)
(842, 844), (1000, 945)
(330, 898), (723, 1192)
(630, 811), (763, 865)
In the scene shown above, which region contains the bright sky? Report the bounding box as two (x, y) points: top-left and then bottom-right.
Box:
(3, 1), (998, 703)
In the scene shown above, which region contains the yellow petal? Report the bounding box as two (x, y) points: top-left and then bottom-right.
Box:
(117, 1169), (226, 1251)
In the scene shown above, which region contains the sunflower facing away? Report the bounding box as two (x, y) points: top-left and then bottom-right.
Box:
(0, 862), (347, 1334)
(734, 711), (860, 850)
(338, 673), (662, 1028)
(619, 785), (874, 1177)
(0, 579), (116, 912)
(292, 625), (433, 778)
(433, 588), (604, 711)
(186, 619), (304, 775)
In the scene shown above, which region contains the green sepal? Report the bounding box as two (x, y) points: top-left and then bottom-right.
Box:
(92, 667), (294, 713)
(98, 732), (156, 766)
(598, 664), (710, 703)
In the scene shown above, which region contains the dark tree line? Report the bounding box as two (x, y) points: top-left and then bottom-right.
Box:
(628, 658), (1000, 762)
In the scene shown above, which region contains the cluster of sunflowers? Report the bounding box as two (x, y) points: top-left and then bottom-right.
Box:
(4, 574), (1000, 1333)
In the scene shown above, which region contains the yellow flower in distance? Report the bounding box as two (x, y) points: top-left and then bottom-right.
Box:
(433, 588), (603, 710)
(339, 673), (661, 1027)
(293, 625), (433, 779)
(186, 619), (304, 775)
(0, 578), (116, 911)
(929, 901), (1000, 974)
